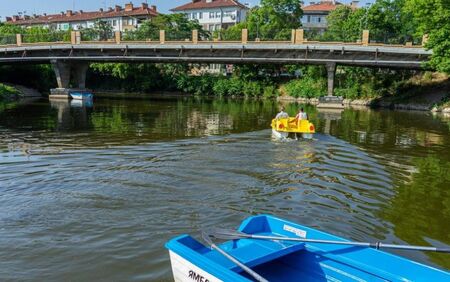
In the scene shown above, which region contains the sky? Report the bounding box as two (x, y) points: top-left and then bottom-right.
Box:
(0, 0), (373, 20)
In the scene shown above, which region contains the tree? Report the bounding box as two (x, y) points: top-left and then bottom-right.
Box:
(404, 0), (450, 73)
(81, 20), (113, 41)
(323, 6), (366, 42)
(221, 0), (303, 40)
(124, 14), (210, 41)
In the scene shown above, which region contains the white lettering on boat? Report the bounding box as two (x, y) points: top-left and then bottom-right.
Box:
(188, 270), (210, 282)
(283, 224), (307, 238)
(320, 263), (367, 282)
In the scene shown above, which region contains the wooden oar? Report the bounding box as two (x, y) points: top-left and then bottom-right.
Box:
(201, 231), (269, 282)
(208, 228), (450, 253)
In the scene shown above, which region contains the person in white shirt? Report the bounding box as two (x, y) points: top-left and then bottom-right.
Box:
(295, 108), (308, 121)
(275, 106), (289, 119)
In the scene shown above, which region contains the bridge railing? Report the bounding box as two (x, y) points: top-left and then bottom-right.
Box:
(0, 29), (428, 48)
(0, 34), (17, 46)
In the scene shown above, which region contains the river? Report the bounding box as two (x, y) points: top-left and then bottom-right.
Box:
(0, 97), (449, 281)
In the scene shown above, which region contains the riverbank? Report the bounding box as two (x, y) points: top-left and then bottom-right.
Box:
(0, 83), (42, 101)
(278, 73), (450, 113)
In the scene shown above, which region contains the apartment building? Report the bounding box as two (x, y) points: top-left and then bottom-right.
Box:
(5, 3), (158, 32)
(301, 0), (359, 33)
(171, 0), (249, 32)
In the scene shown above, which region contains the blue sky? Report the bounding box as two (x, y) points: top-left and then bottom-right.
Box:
(0, 0), (373, 20)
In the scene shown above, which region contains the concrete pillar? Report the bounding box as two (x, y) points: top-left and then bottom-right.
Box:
(291, 29), (296, 44)
(295, 29), (304, 44)
(72, 62), (89, 89)
(422, 34), (429, 46)
(51, 60), (71, 89)
(192, 29), (198, 44)
(362, 30), (370, 46)
(16, 34), (22, 46)
(71, 31), (77, 44)
(242, 29), (248, 44)
(115, 31), (121, 44)
(76, 31), (81, 44)
(160, 30), (165, 44)
(326, 62), (337, 97)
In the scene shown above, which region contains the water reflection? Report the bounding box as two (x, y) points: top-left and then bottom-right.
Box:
(382, 155), (450, 268)
(0, 98), (449, 280)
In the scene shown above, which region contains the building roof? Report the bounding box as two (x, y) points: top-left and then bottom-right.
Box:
(302, 1), (343, 12)
(171, 0), (248, 12)
(7, 4), (158, 25)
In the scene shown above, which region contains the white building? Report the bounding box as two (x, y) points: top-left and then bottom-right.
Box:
(6, 3), (158, 32)
(171, 0), (249, 32)
(301, 1), (359, 33)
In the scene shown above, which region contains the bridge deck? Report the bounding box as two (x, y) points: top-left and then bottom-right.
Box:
(0, 42), (431, 69)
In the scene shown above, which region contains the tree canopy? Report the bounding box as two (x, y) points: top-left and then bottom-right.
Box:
(404, 0), (450, 73)
(220, 0), (303, 40)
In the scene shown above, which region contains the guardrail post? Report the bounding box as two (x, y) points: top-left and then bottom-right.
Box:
(71, 31), (77, 44)
(241, 29), (248, 44)
(75, 31), (81, 44)
(160, 30), (165, 44)
(16, 34), (22, 46)
(295, 29), (304, 44)
(115, 31), (121, 44)
(192, 29), (198, 44)
(362, 30), (369, 46)
(422, 34), (429, 46)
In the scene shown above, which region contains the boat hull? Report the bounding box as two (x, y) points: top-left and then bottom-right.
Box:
(70, 92), (93, 100)
(166, 215), (450, 282)
(169, 250), (222, 282)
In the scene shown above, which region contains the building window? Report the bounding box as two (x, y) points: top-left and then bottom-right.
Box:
(112, 20), (117, 26)
(128, 19), (133, 25)
(209, 12), (214, 19)
(199, 12), (203, 19)
(216, 11), (221, 18)
(317, 17), (321, 23)
(192, 12), (197, 19)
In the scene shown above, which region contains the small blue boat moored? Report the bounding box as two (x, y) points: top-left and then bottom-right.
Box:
(70, 92), (93, 100)
(166, 215), (450, 282)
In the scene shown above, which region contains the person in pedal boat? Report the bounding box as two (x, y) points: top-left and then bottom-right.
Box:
(275, 106), (289, 119)
(296, 108), (308, 120)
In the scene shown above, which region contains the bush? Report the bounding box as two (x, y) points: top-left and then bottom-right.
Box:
(0, 83), (20, 100)
(263, 85), (279, 98)
(284, 78), (326, 98)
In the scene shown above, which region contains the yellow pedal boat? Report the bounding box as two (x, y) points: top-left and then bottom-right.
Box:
(271, 118), (315, 139)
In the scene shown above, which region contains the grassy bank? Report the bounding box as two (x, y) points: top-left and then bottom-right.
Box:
(0, 83), (21, 100)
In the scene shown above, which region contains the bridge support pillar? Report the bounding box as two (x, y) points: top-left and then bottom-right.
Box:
(326, 62), (336, 97)
(72, 62), (89, 89)
(51, 60), (71, 89)
(50, 60), (91, 99)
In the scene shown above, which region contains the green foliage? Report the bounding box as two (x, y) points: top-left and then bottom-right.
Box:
(284, 77), (326, 98)
(0, 83), (20, 100)
(323, 0), (419, 44)
(124, 14), (210, 41)
(382, 155), (450, 267)
(22, 26), (70, 43)
(404, 0), (450, 73)
(89, 63), (164, 92)
(81, 20), (113, 41)
(322, 6), (367, 42)
(220, 0), (302, 41)
(0, 64), (55, 91)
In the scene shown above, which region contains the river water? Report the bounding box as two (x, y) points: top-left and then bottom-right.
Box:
(0, 97), (449, 281)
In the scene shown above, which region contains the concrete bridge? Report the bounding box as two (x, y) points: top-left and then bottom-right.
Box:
(0, 29), (431, 97)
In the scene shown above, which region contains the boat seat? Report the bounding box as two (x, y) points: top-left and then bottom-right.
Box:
(204, 235), (305, 272)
